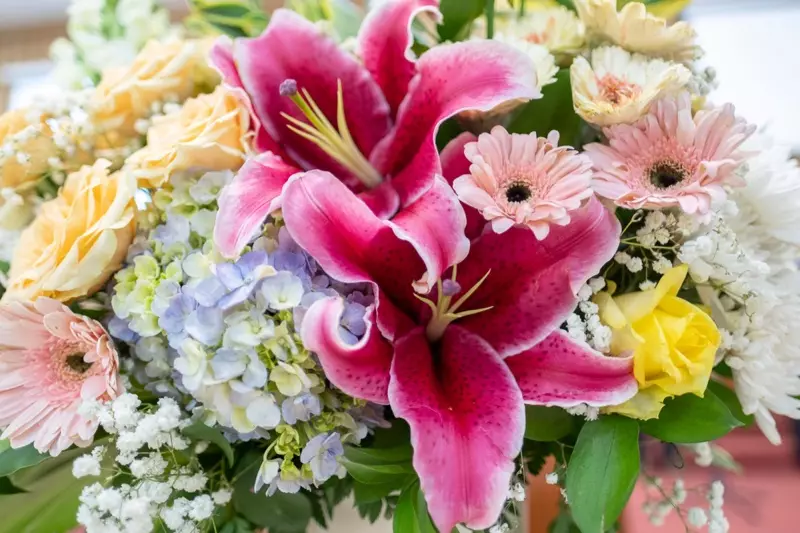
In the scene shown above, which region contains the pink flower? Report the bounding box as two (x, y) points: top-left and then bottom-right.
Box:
(281, 162), (636, 532)
(0, 298), (121, 456)
(453, 126), (594, 239)
(210, 1), (540, 258)
(585, 92), (755, 214)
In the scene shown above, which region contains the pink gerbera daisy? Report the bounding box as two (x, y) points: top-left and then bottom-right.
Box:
(453, 126), (594, 239)
(585, 92), (755, 214)
(0, 298), (121, 456)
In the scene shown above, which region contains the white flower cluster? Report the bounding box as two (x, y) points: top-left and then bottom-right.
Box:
(681, 134), (800, 444)
(75, 394), (224, 533)
(566, 277), (611, 353)
(51, 0), (179, 88)
(643, 478), (729, 532)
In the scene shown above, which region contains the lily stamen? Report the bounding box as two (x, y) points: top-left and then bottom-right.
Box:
(414, 267), (494, 342)
(280, 79), (383, 189)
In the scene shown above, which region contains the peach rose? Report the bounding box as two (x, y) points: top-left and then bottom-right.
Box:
(126, 86), (254, 188)
(4, 159), (137, 302)
(90, 38), (220, 147)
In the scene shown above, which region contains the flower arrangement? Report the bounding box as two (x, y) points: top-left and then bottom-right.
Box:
(0, 0), (796, 532)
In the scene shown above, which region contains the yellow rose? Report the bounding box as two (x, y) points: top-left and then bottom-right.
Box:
(90, 38), (220, 147)
(0, 109), (59, 229)
(126, 86), (254, 188)
(595, 264), (720, 419)
(4, 160), (137, 302)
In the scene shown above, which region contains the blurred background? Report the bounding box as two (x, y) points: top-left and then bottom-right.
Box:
(0, 0), (799, 532)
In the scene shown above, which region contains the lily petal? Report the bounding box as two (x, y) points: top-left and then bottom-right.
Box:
(506, 330), (637, 407)
(456, 196), (620, 357)
(233, 9), (391, 182)
(301, 296), (392, 404)
(440, 132), (486, 239)
(391, 176), (469, 293)
(281, 170), (425, 337)
(214, 152), (299, 258)
(388, 326), (524, 533)
(210, 37), (289, 158)
(371, 39), (540, 206)
(358, 0), (441, 117)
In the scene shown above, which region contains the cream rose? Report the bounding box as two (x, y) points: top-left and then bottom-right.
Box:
(90, 38), (220, 147)
(4, 159), (137, 302)
(126, 86), (254, 188)
(0, 109), (59, 228)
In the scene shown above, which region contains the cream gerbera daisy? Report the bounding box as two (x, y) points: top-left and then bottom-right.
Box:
(574, 0), (697, 62)
(495, 34), (559, 92)
(499, 6), (586, 63)
(571, 45), (691, 126)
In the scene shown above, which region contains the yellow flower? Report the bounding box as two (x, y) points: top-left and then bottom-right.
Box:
(90, 38), (220, 147)
(0, 109), (59, 229)
(126, 86), (254, 188)
(595, 265), (721, 419)
(571, 45), (690, 126)
(574, 0), (697, 62)
(498, 6), (586, 63)
(4, 160), (137, 302)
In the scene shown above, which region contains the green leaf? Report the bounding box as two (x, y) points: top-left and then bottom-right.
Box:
(393, 480), (437, 533)
(341, 443), (415, 485)
(357, 499), (384, 523)
(640, 391), (743, 443)
(183, 421), (235, 466)
(233, 453), (312, 532)
(353, 478), (409, 504)
(707, 381), (753, 426)
(507, 69), (581, 146)
(525, 406), (575, 441)
(219, 516), (256, 533)
(0, 477), (26, 495)
(0, 445), (48, 478)
(340, 457), (415, 485)
(566, 416), (640, 533)
(438, 0), (486, 42)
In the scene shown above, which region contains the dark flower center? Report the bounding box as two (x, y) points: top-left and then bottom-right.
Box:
(648, 161), (686, 189)
(66, 353), (92, 374)
(505, 183), (532, 203)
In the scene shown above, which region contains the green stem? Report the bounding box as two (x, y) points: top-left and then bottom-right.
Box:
(519, 0), (525, 17)
(485, 0), (495, 39)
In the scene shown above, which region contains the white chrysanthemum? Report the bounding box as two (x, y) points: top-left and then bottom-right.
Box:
(727, 133), (800, 269)
(574, 0), (697, 62)
(571, 45), (691, 126)
(498, 6), (585, 60)
(495, 34), (558, 92)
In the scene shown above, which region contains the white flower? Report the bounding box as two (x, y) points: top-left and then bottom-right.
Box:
(494, 34), (558, 93)
(688, 507), (708, 527)
(259, 271), (305, 310)
(212, 489), (232, 505)
(571, 46), (690, 126)
(545, 472), (559, 485)
(188, 494), (215, 521)
(72, 447), (104, 478)
(223, 308), (276, 348)
(190, 209), (216, 239)
(245, 394), (282, 429)
(174, 338), (210, 392)
(497, 5), (584, 58)
(254, 458), (280, 492)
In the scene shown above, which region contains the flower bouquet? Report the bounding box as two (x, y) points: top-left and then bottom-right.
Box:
(0, 0), (797, 532)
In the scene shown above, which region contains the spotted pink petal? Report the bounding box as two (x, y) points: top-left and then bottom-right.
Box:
(233, 9), (391, 183)
(388, 326), (524, 533)
(358, 0), (441, 117)
(391, 176), (469, 292)
(370, 39), (540, 207)
(214, 152), (300, 258)
(506, 330), (637, 407)
(300, 296), (393, 404)
(210, 38), (290, 158)
(455, 196), (620, 357)
(440, 132), (486, 239)
(280, 170), (424, 337)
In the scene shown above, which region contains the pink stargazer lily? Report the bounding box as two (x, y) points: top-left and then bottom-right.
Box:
(211, 0), (541, 257)
(281, 167), (638, 531)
